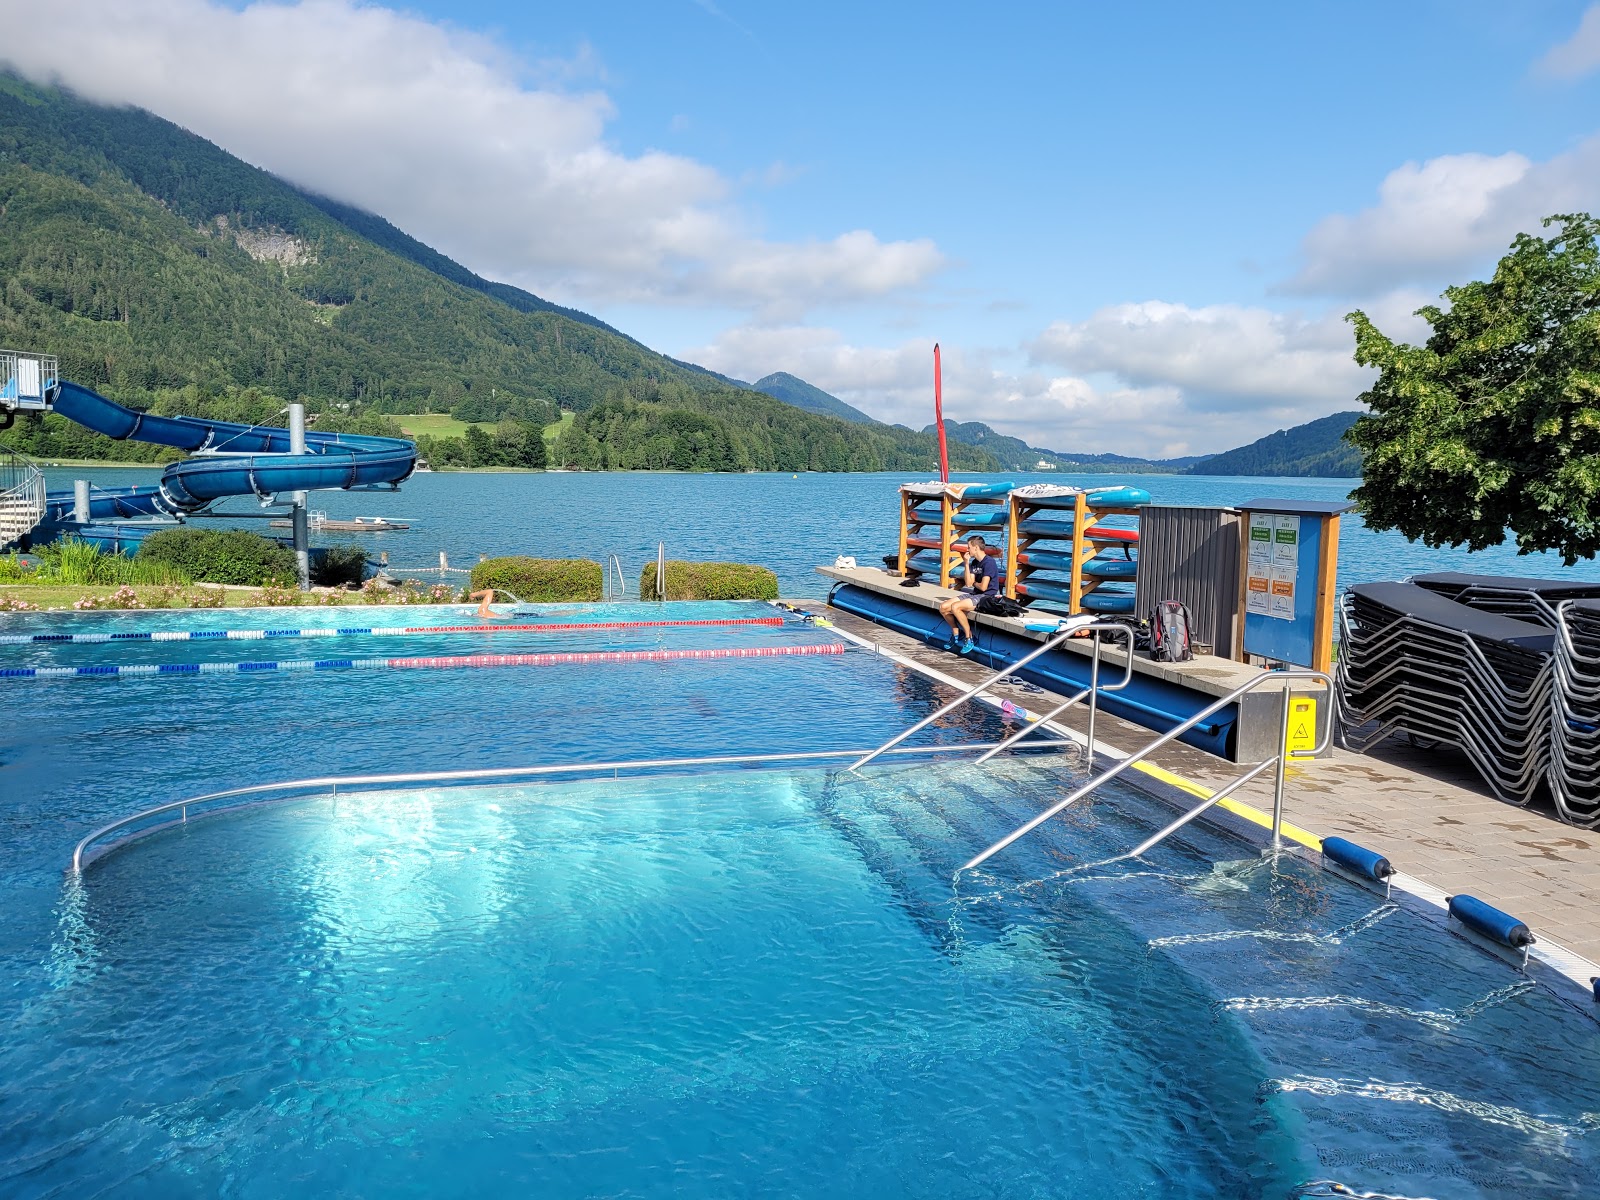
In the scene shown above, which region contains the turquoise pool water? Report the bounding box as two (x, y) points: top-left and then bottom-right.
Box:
(5, 602), (1600, 1197)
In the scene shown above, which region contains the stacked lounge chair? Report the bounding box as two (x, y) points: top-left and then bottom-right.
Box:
(1338, 574), (1600, 827)
(1336, 581), (1556, 808)
(1552, 600), (1600, 826)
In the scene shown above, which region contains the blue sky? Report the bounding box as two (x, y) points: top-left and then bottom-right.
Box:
(9, 1), (1600, 455)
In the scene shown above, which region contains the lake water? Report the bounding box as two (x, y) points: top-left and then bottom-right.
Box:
(43, 467), (1600, 597)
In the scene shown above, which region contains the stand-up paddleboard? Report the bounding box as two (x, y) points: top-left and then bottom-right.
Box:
(1013, 548), (1076, 573)
(1012, 485), (1150, 511)
(1082, 556), (1138, 580)
(1016, 578), (1137, 614)
(950, 510), (1008, 530)
(1017, 518), (1140, 544)
(900, 480), (1016, 500)
(1080, 589), (1136, 614)
(906, 507), (943, 526)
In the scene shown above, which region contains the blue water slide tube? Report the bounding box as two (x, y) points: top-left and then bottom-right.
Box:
(33, 381), (417, 547)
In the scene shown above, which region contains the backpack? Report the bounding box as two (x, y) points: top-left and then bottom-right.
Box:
(976, 594), (1025, 618)
(1150, 600), (1194, 663)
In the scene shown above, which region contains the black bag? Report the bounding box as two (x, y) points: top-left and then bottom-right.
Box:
(976, 594), (1025, 618)
(1150, 600), (1194, 663)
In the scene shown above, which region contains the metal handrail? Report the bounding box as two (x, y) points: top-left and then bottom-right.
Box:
(71, 738), (1079, 873)
(958, 669), (1335, 873)
(849, 619), (1126, 773)
(607, 554), (626, 600)
(973, 624), (1136, 765)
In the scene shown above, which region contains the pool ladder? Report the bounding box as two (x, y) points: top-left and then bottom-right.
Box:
(606, 554), (626, 600)
(959, 668), (1335, 874)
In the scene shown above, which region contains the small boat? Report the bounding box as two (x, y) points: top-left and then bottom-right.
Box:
(270, 512), (411, 532)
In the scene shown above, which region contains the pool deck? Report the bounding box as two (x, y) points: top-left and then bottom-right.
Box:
(803, 597), (1600, 969)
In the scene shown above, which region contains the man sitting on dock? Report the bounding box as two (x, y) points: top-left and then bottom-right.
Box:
(938, 535), (999, 655)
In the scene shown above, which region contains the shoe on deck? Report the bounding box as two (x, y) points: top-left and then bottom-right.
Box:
(957, 637), (976, 656)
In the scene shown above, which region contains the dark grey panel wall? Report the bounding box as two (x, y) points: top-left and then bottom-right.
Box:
(1134, 506), (1241, 657)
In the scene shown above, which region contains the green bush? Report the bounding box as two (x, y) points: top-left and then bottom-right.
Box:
(311, 543), (368, 588)
(637, 561), (779, 601)
(470, 556), (603, 602)
(33, 538), (191, 586)
(138, 527), (297, 586)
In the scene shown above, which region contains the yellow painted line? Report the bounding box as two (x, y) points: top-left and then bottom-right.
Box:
(1131, 761), (1323, 851)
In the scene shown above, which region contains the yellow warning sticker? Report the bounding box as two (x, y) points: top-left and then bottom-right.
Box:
(1285, 696), (1317, 754)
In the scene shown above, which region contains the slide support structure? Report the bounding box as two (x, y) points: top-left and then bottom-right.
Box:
(288, 403), (309, 590)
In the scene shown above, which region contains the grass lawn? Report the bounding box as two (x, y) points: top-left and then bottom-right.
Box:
(396, 413), (489, 438)
(543, 410), (574, 450)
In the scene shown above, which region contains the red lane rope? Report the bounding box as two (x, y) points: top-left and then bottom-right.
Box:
(385, 643), (846, 670)
(401, 617), (785, 635)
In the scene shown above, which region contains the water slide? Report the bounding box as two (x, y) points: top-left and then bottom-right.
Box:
(31, 381), (418, 550)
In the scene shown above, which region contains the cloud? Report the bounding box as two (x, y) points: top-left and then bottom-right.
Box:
(1537, 4), (1600, 79)
(1030, 301), (1374, 413)
(1284, 139), (1600, 295)
(687, 324), (1274, 460)
(0, 0), (941, 315)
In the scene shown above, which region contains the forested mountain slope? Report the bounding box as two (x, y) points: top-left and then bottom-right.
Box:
(0, 75), (991, 472)
(1184, 411), (1362, 477)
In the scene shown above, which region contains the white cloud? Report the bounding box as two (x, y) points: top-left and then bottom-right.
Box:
(1285, 139), (1600, 295)
(0, 0), (942, 315)
(1537, 5), (1600, 79)
(688, 324), (1273, 460)
(1030, 301), (1374, 414)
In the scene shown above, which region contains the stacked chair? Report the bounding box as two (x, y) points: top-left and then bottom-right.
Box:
(1335, 581), (1556, 808)
(1552, 600), (1600, 826)
(1337, 574), (1600, 827)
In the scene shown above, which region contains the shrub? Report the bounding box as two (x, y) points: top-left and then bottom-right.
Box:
(310, 543), (368, 588)
(470, 557), (603, 603)
(0, 595), (39, 611)
(73, 586), (144, 610)
(251, 582), (302, 606)
(138, 527), (297, 586)
(33, 539), (192, 586)
(637, 561), (779, 601)
(187, 586), (226, 609)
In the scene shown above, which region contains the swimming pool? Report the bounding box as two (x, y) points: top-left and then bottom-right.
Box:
(4, 601), (1600, 1197)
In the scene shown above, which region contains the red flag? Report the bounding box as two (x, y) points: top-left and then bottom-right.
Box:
(933, 342), (948, 483)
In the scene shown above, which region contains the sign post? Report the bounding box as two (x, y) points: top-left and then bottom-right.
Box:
(1236, 498), (1353, 673)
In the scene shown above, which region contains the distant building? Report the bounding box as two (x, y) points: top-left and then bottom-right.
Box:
(1035, 459), (1057, 469)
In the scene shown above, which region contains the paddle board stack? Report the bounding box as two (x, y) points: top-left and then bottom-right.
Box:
(896, 480), (1014, 588)
(1004, 484), (1150, 616)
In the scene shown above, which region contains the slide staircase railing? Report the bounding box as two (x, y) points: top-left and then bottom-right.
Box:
(960, 669), (1334, 874)
(0, 443), (46, 551)
(71, 739), (1082, 873)
(849, 620), (1136, 773)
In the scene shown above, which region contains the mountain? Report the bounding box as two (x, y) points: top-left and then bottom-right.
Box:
(751, 372), (878, 425)
(0, 74), (994, 474)
(1184, 411), (1363, 477)
(925, 419), (1187, 474)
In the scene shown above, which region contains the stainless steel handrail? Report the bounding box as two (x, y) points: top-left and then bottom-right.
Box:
(71, 739), (1078, 873)
(607, 554), (626, 600)
(973, 624), (1136, 765)
(849, 619), (1124, 773)
(958, 669), (1334, 873)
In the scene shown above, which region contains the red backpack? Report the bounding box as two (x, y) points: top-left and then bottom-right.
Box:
(1150, 600), (1194, 663)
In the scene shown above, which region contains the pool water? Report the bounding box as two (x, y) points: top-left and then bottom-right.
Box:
(5, 602), (1600, 1197)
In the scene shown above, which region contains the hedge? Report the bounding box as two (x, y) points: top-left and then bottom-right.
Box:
(310, 543), (369, 588)
(137, 527), (298, 586)
(637, 560), (779, 601)
(470, 556), (603, 602)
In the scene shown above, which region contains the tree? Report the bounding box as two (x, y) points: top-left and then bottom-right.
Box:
(1347, 213), (1600, 564)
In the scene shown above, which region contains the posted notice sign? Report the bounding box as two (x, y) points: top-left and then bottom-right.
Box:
(1247, 514), (1299, 621)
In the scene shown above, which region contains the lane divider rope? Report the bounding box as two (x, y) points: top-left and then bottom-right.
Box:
(0, 616), (785, 646)
(0, 641), (846, 680)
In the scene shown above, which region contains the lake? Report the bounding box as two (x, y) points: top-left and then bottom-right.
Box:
(41, 467), (1600, 598)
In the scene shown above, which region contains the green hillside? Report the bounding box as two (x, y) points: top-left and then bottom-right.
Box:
(1184, 411), (1362, 477)
(0, 75), (992, 473)
(752, 372), (878, 425)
